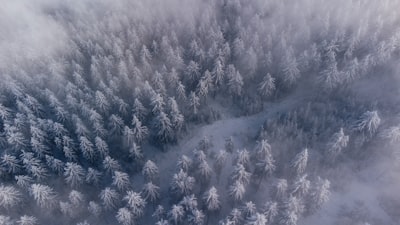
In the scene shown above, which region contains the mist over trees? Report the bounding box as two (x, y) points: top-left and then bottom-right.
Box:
(1, 0), (400, 224)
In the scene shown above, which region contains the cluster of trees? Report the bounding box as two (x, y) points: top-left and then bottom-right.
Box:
(0, 0), (399, 224)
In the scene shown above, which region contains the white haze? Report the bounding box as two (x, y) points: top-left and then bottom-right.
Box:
(1, 0), (400, 225)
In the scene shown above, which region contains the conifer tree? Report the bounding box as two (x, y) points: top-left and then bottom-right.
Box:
(0, 185), (22, 210)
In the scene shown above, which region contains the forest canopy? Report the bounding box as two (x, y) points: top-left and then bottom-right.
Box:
(0, 0), (400, 225)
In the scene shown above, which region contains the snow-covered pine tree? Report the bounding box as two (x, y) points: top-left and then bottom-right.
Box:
(169, 204), (184, 225)
(326, 128), (349, 161)
(198, 70), (214, 99)
(79, 136), (96, 162)
(170, 169), (196, 197)
(263, 201), (278, 223)
(69, 190), (85, 206)
(100, 187), (120, 210)
(291, 174), (311, 197)
(76, 220), (91, 225)
(151, 93), (166, 115)
(86, 167), (102, 186)
(30, 136), (49, 158)
(187, 209), (205, 225)
(132, 98), (147, 121)
(196, 159), (212, 185)
(103, 156), (122, 174)
(108, 114), (124, 136)
(141, 182), (160, 204)
(153, 71), (167, 95)
(354, 110), (381, 135)
(142, 160), (159, 182)
(198, 136), (212, 153)
(116, 207), (135, 225)
(180, 194), (198, 212)
(309, 177), (330, 212)
(241, 201), (257, 219)
(131, 115), (149, 144)
(63, 143), (77, 162)
(231, 163), (251, 186)
(229, 180), (246, 203)
(193, 150), (206, 166)
(45, 155), (64, 175)
(60, 202), (79, 220)
(153, 205), (166, 221)
(279, 210), (298, 225)
(112, 171), (131, 191)
(203, 186), (221, 212)
(235, 149), (250, 169)
(212, 58), (225, 88)
(247, 212), (267, 225)
(281, 47), (300, 86)
(167, 97), (184, 135)
(254, 156), (276, 183)
(177, 155), (192, 172)
(29, 184), (57, 209)
(0, 215), (13, 225)
(17, 215), (38, 225)
(225, 136), (235, 153)
(185, 60), (201, 85)
(273, 179), (288, 200)
(5, 125), (27, 150)
(123, 191), (146, 217)
(1, 154), (21, 174)
(188, 91), (200, 115)
(253, 141), (275, 185)
(155, 219), (170, 225)
(0, 185), (22, 210)
(227, 208), (242, 225)
(226, 65), (244, 98)
(15, 175), (33, 190)
(95, 90), (110, 113)
(176, 81), (187, 101)
(381, 124), (400, 143)
(123, 126), (135, 147)
(95, 136), (109, 159)
(21, 152), (46, 180)
(258, 73), (276, 97)
(280, 195), (304, 225)
(319, 49), (341, 89)
(88, 201), (102, 217)
(213, 150), (227, 182)
(167, 68), (179, 88)
(291, 148), (308, 175)
(64, 162), (86, 187)
(153, 110), (173, 143)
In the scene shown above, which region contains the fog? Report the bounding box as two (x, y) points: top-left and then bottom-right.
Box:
(0, 0), (400, 225)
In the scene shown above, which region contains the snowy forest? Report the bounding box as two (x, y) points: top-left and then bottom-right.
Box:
(1, 0), (400, 224)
